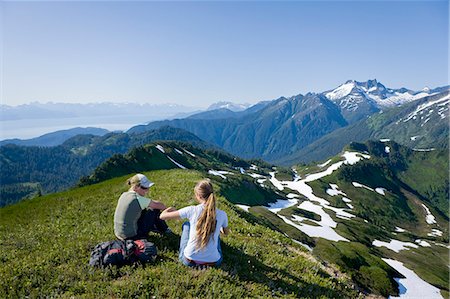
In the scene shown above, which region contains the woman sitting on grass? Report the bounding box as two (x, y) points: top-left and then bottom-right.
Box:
(114, 173), (170, 241)
(160, 179), (229, 267)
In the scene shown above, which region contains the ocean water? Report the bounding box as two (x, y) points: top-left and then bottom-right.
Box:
(0, 115), (155, 140)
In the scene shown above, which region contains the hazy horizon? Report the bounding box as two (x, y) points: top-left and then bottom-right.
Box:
(1, 78), (448, 108)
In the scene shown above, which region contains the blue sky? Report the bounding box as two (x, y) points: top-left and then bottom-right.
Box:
(1, 1), (448, 108)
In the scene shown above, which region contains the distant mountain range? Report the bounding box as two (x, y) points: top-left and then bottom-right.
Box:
(128, 80), (449, 163)
(0, 102), (200, 121)
(0, 127), (110, 147)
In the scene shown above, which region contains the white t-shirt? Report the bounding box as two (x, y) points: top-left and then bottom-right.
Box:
(178, 203), (228, 263)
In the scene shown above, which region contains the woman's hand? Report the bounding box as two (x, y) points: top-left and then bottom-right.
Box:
(160, 207), (181, 220)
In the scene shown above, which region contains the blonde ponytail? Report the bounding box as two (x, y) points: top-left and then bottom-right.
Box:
(195, 180), (217, 249)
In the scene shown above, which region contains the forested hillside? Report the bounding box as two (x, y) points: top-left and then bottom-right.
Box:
(0, 127), (210, 206)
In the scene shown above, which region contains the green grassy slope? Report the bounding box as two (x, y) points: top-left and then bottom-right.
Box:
(0, 169), (360, 298)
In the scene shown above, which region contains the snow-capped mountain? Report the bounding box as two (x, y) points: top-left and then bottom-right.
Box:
(207, 101), (251, 112)
(278, 90), (449, 165)
(323, 79), (447, 124)
(325, 79), (435, 109)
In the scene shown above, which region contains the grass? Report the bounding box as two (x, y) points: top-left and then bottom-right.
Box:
(0, 169), (359, 298)
(314, 240), (399, 297)
(278, 205), (322, 222)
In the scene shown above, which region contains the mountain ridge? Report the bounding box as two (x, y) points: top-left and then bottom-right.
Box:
(275, 91), (449, 165)
(128, 82), (448, 163)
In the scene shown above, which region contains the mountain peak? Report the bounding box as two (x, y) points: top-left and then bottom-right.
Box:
(207, 101), (250, 112)
(325, 79), (432, 108)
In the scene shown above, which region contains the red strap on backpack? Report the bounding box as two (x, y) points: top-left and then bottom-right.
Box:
(107, 248), (124, 255)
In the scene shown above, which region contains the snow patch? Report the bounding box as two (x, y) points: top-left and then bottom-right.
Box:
(248, 173), (265, 179)
(208, 170), (228, 179)
(266, 198), (298, 213)
(317, 159), (332, 168)
(342, 151), (370, 165)
(156, 144), (165, 153)
(382, 258), (443, 299)
(167, 156), (187, 169)
(395, 227), (407, 233)
(375, 188), (386, 195)
(183, 148), (196, 157)
(428, 229), (443, 237)
(415, 239), (431, 247)
(279, 214), (349, 242)
(421, 204), (437, 224)
(326, 183), (347, 197)
(257, 178), (266, 185)
(292, 168), (301, 181)
(269, 172), (285, 190)
(264, 152), (369, 242)
(372, 239), (418, 253)
(236, 204), (250, 212)
(413, 148), (435, 152)
(352, 182), (374, 191)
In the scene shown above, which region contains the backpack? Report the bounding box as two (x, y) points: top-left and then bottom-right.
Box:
(89, 239), (157, 267)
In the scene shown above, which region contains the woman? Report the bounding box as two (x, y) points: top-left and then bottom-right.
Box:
(160, 179), (229, 267)
(114, 173), (170, 240)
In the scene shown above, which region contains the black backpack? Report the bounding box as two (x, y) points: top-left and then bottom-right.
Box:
(89, 239), (157, 267)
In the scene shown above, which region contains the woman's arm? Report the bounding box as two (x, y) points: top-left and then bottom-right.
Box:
(160, 207), (181, 220)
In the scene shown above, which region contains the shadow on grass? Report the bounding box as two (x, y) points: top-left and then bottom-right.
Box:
(147, 231), (348, 298)
(220, 242), (346, 298)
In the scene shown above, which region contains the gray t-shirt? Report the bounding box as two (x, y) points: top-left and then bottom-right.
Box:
(178, 203), (228, 262)
(114, 191), (151, 240)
